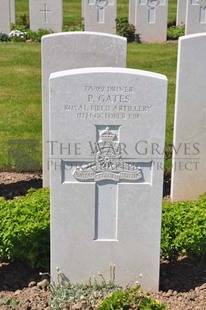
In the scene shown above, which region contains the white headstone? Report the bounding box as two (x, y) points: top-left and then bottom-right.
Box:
(171, 33), (206, 201)
(176, 0), (186, 26)
(29, 0), (62, 32)
(50, 67), (167, 291)
(129, 0), (168, 43)
(82, 0), (85, 17)
(42, 32), (127, 187)
(84, 0), (116, 34)
(185, 0), (206, 34)
(0, 0), (11, 34)
(10, 0), (15, 24)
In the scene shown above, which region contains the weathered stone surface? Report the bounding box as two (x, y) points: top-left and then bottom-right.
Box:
(83, 0), (117, 34)
(185, 0), (206, 35)
(29, 0), (62, 32)
(42, 32), (127, 187)
(50, 67), (167, 291)
(0, 0), (11, 34)
(171, 33), (206, 201)
(129, 0), (168, 42)
(176, 0), (186, 26)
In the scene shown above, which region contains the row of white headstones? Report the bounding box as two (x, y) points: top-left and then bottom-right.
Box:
(1, 0), (206, 42)
(41, 29), (206, 291)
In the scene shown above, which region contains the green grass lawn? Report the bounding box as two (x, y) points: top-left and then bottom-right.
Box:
(0, 0), (178, 171)
(0, 43), (41, 170)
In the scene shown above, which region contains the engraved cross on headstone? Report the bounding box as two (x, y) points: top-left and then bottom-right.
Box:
(69, 126), (143, 241)
(40, 3), (51, 23)
(140, 0), (165, 23)
(88, 0), (114, 23)
(191, 0), (206, 23)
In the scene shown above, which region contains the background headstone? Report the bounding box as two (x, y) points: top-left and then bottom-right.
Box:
(185, 0), (206, 34)
(171, 33), (206, 201)
(84, 0), (116, 34)
(50, 67), (167, 291)
(82, 0), (85, 18)
(129, 0), (168, 43)
(176, 0), (186, 26)
(10, 0), (15, 24)
(0, 0), (11, 34)
(42, 32), (127, 187)
(29, 0), (62, 32)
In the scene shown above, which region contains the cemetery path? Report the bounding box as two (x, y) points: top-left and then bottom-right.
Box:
(1, 173), (206, 309)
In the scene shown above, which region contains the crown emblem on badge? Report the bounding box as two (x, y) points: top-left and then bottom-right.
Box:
(100, 127), (116, 143)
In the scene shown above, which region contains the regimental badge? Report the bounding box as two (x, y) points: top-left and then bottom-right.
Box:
(96, 0), (109, 9)
(73, 127), (142, 182)
(147, 0), (160, 9)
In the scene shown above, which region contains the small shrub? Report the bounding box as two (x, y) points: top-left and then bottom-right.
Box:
(9, 29), (27, 42)
(19, 14), (30, 28)
(9, 25), (53, 42)
(161, 193), (206, 260)
(116, 17), (138, 43)
(0, 32), (9, 42)
(63, 19), (84, 32)
(97, 286), (167, 310)
(0, 188), (50, 270)
(167, 19), (176, 28)
(11, 24), (27, 32)
(50, 269), (122, 310)
(1, 185), (206, 274)
(167, 25), (185, 40)
(26, 28), (54, 42)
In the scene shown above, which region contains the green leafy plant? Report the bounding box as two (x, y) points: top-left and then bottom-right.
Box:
(0, 32), (9, 42)
(167, 25), (185, 40)
(97, 286), (167, 310)
(10, 24), (53, 42)
(50, 266), (122, 310)
(50, 266), (167, 309)
(63, 19), (84, 32)
(9, 30), (27, 42)
(0, 188), (50, 270)
(11, 24), (27, 32)
(26, 28), (54, 42)
(0, 295), (21, 309)
(19, 14), (30, 28)
(161, 193), (206, 260)
(116, 17), (138, 43)
(1, 187), (206, 272)
(167, 19), (176, 28)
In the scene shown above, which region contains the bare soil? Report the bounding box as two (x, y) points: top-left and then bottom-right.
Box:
(0, 172), (42, 200)
(0, 172), (206, 310)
